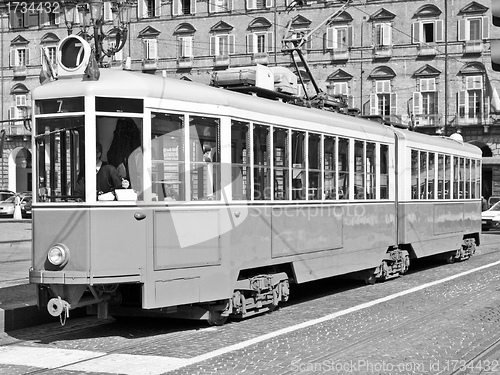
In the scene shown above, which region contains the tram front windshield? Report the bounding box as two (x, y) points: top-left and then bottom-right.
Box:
(35, 116), (85, 202)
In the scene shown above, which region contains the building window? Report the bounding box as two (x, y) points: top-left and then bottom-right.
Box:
(370, 80), (397, 117)
(246, 0), (272, 10)
(458, 75), (484, 123)
(172, 0), (195, 15)
(325, 26), (352, 51)
(41, 45), (57, 65)
(458, 17), (489, 41)
(210, 34), (235, 56)
(412, 20), (444, 43)
(209, 0), (233, 13)
(374, 22), (392, 46)
(246, 32), (273, 54)
(138, 0), (161, 17)
(413, 78), (438, 126)
(178, 36), (193, 58)
(10, 47), (28, 67)
(142, 39), (158, 60)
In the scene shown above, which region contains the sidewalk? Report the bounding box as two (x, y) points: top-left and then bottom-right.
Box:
(0, 220), (72, 332)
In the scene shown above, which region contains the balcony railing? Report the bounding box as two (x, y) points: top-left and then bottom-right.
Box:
(214, 55), (230, 67)
(463, 40), (483, 54)
(252, 53), (269, 65)
(141, 59), (158, 71)
(178, 57), (193, 69)
(417, 43), (437, 56)
(2, 121), (31, 137)
(13, 65), (28, 77)
(373, 45), (392, 58)
(331, 48), (349, 61)
(414, 114), (441, 127)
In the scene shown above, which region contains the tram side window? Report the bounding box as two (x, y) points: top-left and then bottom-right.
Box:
(308, 133), (321, 200)
(151, 113), (185, 202)
(253, 124), (271, 200)
(366, 143), (376, 199)
(380, 144), (389, 199)
(354, 141), (365, 199)
(292, 130), (306, 200)
(475, 159), (481, 198)
(97, 117), (143, 201)
(420, 152), (427, 199)
(438, 154), (444, 199)
(231, 120), (251, 200)
(273, 127), (289, 200)
(465, 159), (471, 199)
(444, 155), (451, 199)
(36, 117), (85, 202)
(428, 153), (435, 199)
(338, 138), (349, 199)
(453, 157), (459, 199)
(324, 136), (336, 200)
(460, 158), (465, 199)
(190, 116), (220, 201)
(411, 150), (418, 199)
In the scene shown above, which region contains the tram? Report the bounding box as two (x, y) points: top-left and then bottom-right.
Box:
(29, 35), (481, 325)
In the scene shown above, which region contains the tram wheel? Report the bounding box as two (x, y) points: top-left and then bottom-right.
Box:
(207, 310), (228, 326)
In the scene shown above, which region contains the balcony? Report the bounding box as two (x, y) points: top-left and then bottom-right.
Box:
(252, 53), (269, 65)
(331, 48), (349, 61)
(413, 114), (441, 127)
(12, 65), (28, 77)
(141, 59), (158, 72)
(417, 43), (437, 57)
(372, 45), (392, 58)
(463, 40), (483, 54)
(214, 55), (230, 68)
(177, 57), (193, 69)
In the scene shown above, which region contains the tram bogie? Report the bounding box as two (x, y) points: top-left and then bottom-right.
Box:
(29, 36), (482, 326)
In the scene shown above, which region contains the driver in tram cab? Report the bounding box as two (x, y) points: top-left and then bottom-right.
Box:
(96, 143), (130, 195)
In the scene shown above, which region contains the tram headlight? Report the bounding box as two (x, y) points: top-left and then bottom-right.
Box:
(47, 244), (70, 267)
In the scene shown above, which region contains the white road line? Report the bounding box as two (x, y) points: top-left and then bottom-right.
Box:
(1, 260), (499, 374)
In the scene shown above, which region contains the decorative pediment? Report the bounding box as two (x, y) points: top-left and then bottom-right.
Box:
(413, 4), (442, 19)
(10, 83), (29, 94)
(458, 1), (488, 15)
(368, 66), (396, 79)
(138, 26), (161, 38)
(248, 17), (272, 30)
(327, 11), (353, 24)
(413, 64), (442, 78)
(291, 14), (312, 28)
(369, 8), (396, 22)
(173, 23), (196, 35)
(326, 69), (353, 81)
(10, 35), (29, 46)
(210, 21), (233, 33)
(459, 62), (486, 75)
(40, 32), (60, 44)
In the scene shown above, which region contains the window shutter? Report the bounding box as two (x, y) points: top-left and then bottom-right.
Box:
(458, 19), (466, 41)
(413, 92), (422, 115)
(326, 27), (334, 49)
(246, 34), (254, 53)
(265, 0), (273, 8)
(412, 22), (420, 44)
(138, 0), (147, 18)
(482, 17), (490, 39)
(172, 0), (181, 15)
(435, 20), (444, 42)
(390, 92), (397, 115)
(9, 50), (14, 67)
(246, 0), (256, 10)
(190, 0), (196, 15)
(229, 34), (235, 54)
(382, 23), (392, 45)
(347, 26), (353, 47)
(210, 36), (216, 55)
(458, 90), (467, 117)
(209, 0), (216, 12)
(266, 31), (273, 53)
(228, 0), (234, 11)
(24, 48), (29, 66)
(155, 0), (161, 16)
(370, 94), (378, 115)
(180, 37), (192, 57)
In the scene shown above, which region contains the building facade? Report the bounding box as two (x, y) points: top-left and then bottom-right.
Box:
(1, 0), (500, 196)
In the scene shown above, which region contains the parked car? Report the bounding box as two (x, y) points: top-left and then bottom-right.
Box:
(0, 190), (14, 203)
(21, 196), (32, 218)
(482, 201), (500, 231)
(0, 193), (32, 218)
(488, 196), (500, 209)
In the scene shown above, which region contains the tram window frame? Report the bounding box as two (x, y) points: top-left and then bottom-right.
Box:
(273, 126), (289, 200)
(189, 116), (221, 201)
(366, 142), (376, 200)
(151, 112), (185, 202)
(465, 158), (471, 199)
(475, 159), (481, 199)
(411, 149), (418, 199)
(291, 130), (306, 200)
(380, 144), (389, 199)
(419, 151), (428, 199)
(338, 138), (349, 200)
(453, 156), (459, 199)
(231, 120), (251, 201)
(444, 155), (451, 199)
(437, 154), (444, 199)
(354, 140), (365, 199)
(308, 133), (321, 200)
(253, 124), (271, 201)
(324, 136), (337, 200)
(428, 152), (435, 199)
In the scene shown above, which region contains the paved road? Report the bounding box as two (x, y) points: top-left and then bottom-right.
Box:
(0, 236), (500, 374)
